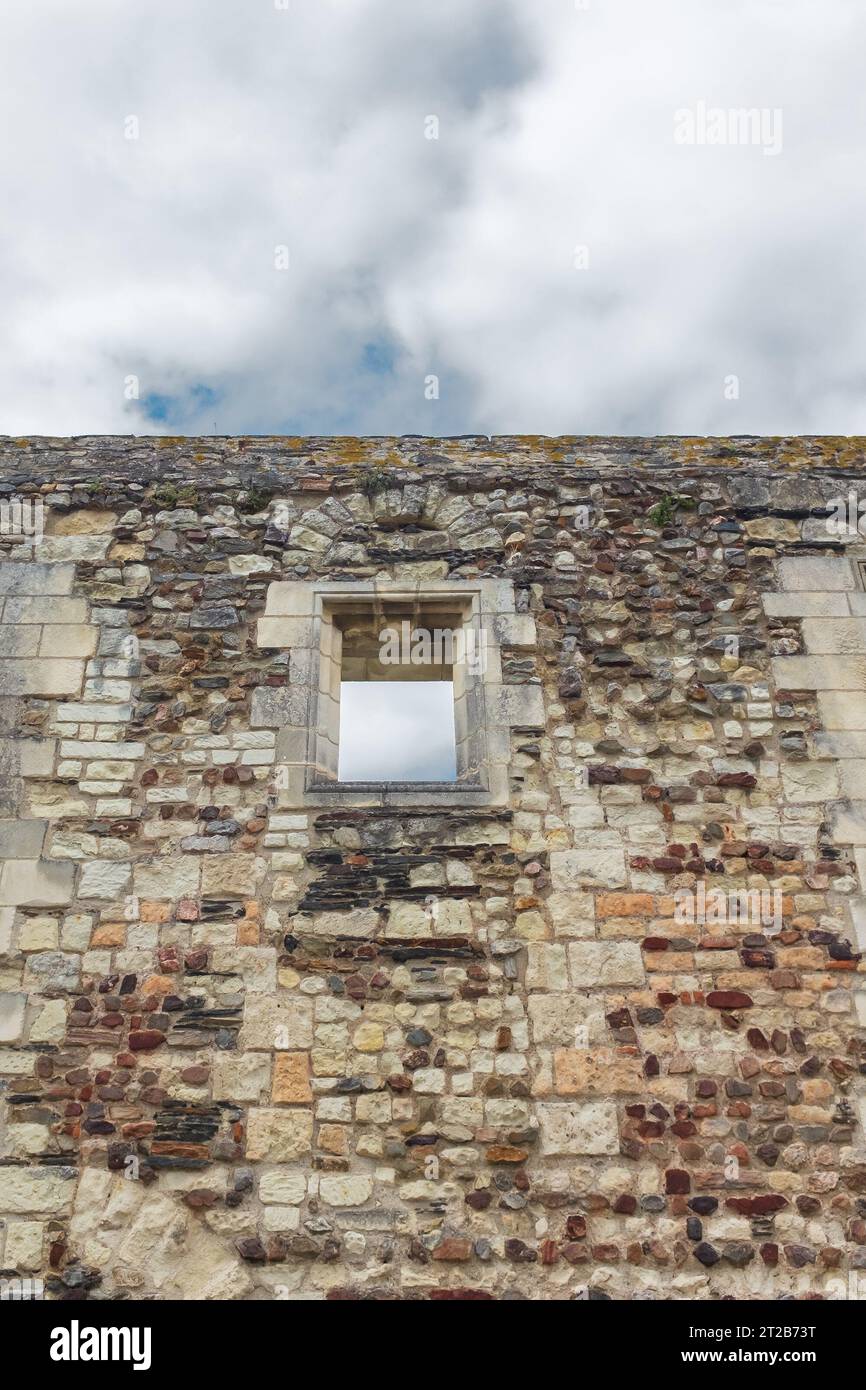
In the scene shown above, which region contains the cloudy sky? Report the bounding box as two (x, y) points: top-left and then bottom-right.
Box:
(1, 0), (864, 438)
(339, 682), (457, 781)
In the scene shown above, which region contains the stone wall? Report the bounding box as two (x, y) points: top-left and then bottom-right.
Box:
(1, 434), (866, 1301)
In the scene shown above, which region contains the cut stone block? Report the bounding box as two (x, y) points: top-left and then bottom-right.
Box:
(212, 1053), (271, 1103)
(772, 656), (866, 691)
(776, 557), (855, 591)
(78, 860), (132, 900)
(57, 702), (132, 722)
(538, 1100), (620, 1156)
(0, 819), (47, 858)
(551, 841), (627, 890)
(829, 799), (866, 846)
(781, 763), (840, 802)
(817, 693), (866, 732)
(272, 1052), (313, 1104)
(0, 991), (27, 1043)
(553, 1048), (643, 1096)
(245, 1107), (313, 1162)
(201, 853), (266, 900)
(0, 626), (40, 656)
(239, 995), (313, 1051)
(0, 1168), (75, 1215)
(800, 619), (866, 655)
(567, 941), (645, 988)
(37, 535), (110, 563)
(762, 592), (849, 619)
(490, 683), (545, 727)
(256, 617), (314, 650)
(263, 581), (315, 617)
(258, 1171), (306, 1205)
(4, 597), (86, 623)
(38, 624), (98, 658)
(0, 659), (84, 696)
(250, 686), (309, 727)
(0, 859), (74, 906)
(0, 563), (75, 596)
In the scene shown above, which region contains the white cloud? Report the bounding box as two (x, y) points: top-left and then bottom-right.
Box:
(1, 0), (863, 435)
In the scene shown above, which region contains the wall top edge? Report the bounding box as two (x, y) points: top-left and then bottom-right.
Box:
(3, 434), (866, 483)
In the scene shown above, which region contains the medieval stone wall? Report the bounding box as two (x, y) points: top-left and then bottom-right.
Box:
(1, 434), (866, 1301)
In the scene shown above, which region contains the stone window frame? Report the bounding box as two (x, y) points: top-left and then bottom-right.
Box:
(255, 577), (538, 808)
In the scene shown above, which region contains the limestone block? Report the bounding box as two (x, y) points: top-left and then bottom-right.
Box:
(838, 762), (866, 798)
(202, 853), (266, 900)
(0, 859), (74, 906)
(801, 619), (866, 655)
(210, 946), (276, 993)
(3, 1220), (44, 1271)
(0, 659), (84, 696)
(776, 556), (854, 591)
(212, 1052), (271, 1102)
(0, 1048), (37, 1074)
(772, 656), (866, 691)
(239, 994), (313, 1050)
(61, 740), (145, 759)
(538, 1100), (620, 1156)
(256, 617), (314, 650)
(781, 763), (840, 802)
(546, 891), (596, 939)
(85, 760), (136, 781)
(551, 841), (627, 890)
(525, 942), (569, 992)
(245, 1107), (313, 1161)
(301, 907), (379, 938)
(38, 534), (110, 562)
(133, 858), (201, 900)
(0, 820), (46, 859)
(490, 683), (545, 726)
(49, 509), (117, 535)
(553, 1048), (643, 1096)
(259, 1171), (306, 1204)
(39, 624), (97, 658)
(829, 800), (866, 846)
(28, 998), (67, 1043)
(57, 701), (132, 722)
(0, 625), (39, 656)
(817, 692), (866, 731)
(263, 581), (315, 617)
(433, 899), (473, 936)
(814, 732), (866, 758)
(4, 596), (86, 623)
(762, 593), (849, 618)
(228, 554), (273, 576)
(112, 1192), (188, 1285)
(17, 739), (56, 777)
(567, 941), (645, 988)
(272, 1052), (312, 1103)
(0, 1167), (75, 1215)
(0, 991), (27, 1042)
(23, 951), (80, 992)
(527, 994), (606, 1046)
(318, 1175), (373, 1207)
(490, 613), (536, 648)
(288, 524), (331, 552)
(18, 916), (59, 950)
(78, 860), (131, 900)
(0, 905), (13, 954)
(0, 563), (74, 596)
(250, 685), (309, 727)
